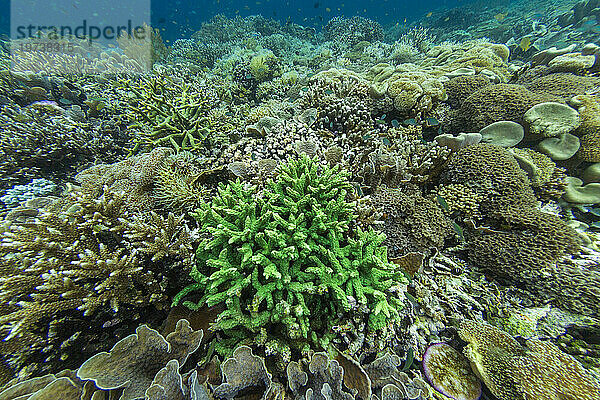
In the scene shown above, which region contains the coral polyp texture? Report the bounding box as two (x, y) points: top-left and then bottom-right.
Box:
(173, 156), (409, 357)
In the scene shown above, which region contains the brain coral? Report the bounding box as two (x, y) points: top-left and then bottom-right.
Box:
(459, 319), (600, 400)
(456, 84), (558, 132)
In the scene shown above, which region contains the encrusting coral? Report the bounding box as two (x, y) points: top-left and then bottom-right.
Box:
(173, 156), (409, 358)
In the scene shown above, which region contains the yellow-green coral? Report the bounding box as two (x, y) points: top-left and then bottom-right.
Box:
(123, 71), (234, 154)
(459, 319), (600, 400)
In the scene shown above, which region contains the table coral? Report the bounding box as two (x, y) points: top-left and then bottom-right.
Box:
(458, 319), (600, 400)
(173, 156), (409, 357)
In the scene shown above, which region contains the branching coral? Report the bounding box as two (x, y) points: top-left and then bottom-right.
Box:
(0, 189), (194, 377)
(0, 103), (127, 191)
(173, 156), (408, 357)
(76, 147), (217, 214)
(323, 16), (384, 47)
(123, 69), (234, 154)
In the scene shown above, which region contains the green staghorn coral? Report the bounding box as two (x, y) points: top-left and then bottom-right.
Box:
(123, 70), (235, 155)
(173, 156), (408, 357)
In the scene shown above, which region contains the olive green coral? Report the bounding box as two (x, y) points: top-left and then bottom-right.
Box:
(440, 143), (537, 213)
(459, 319), (600, 400)
(173, 156), (408, 356)
(123, 71), (234, 154)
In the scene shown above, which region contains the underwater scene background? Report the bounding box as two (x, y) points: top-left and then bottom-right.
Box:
(0, 0), (600, 399)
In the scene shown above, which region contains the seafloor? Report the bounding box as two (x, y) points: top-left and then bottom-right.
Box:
(0, 0), (600, 399)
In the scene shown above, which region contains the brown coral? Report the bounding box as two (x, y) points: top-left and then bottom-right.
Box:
(443, 75), (491, 108)
(0, 189), (194, 378)
(440, 143), (537, 213)
(468, 206), (580, 283)
(371, 185), (455, 257)
(569, 95), (600, 162)
(456, 84), (558, 132)
(524, 73), (600, 101)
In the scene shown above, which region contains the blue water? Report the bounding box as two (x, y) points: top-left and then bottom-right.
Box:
(152, 0), (477, 42)
(0, 0), (484, 42)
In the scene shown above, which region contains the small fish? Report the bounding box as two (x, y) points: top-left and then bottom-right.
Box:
(426, 12), (433, 18)
(588, 208), (600, 216)
(426, 117), (439, 126)
(494, 12), (507, 22)
(391, 119), (400, 127)
(401, 347), (414, 372)
(382, 138), (391, 146)
(436, 195), (449, 211)
(301, 87), (309, 92)
(362, 134), (372, 140)
(375, 119), (385, 124)
(325, 7), (331, 12)
(380, 113), (387, 119)
(444, 17), (450, 22)
(403, 118), (417, 125)
(519, 36), (532, 52)
(324, 89), (334, 95)
(453, 222), (465, 242)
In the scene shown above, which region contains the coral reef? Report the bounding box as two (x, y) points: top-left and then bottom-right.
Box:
(1, 8), (599, 399)
(323, 16), (384, 47)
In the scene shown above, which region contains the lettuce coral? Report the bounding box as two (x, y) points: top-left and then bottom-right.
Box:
(173, 156), (408, 357)
(459, 319), (600, 400)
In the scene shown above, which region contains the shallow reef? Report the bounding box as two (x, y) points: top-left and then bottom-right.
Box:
(1, 1), (600, 398)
